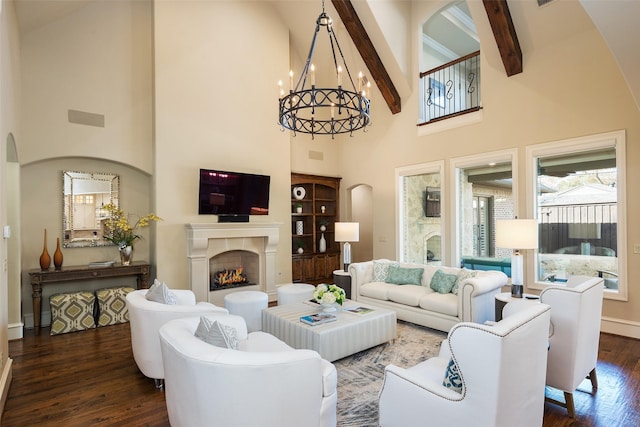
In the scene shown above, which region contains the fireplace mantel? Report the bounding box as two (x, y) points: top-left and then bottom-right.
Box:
(186, 223), (281, 304)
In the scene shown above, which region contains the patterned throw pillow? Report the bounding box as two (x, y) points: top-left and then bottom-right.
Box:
(372, 261), (398, 282)
(442, 358), (463, 393)
(451, 268), (478, 295)
(385, 266), (424, 285)
(195, 316), (239, 350)
(430, 269), (458, 294)
(145, 279), (177, 305)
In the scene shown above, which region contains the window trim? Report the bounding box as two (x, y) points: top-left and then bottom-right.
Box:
(525, 130), (627, 301)
(395, 161), (445, 263)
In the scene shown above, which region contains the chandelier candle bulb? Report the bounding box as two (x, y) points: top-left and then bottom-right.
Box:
(311, 64), (315, 86)
(337, 65), (343, 86)
(289, 70), (294, 90)
(358, 72), (363, 92)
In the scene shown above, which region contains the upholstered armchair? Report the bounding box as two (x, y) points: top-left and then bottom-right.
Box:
(379, 302), (551, 427)
(159, 314), (338, 427)
(126, 289), (228, 388)
(540, 276), (604, 417)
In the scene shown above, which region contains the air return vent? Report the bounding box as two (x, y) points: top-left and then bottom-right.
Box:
(537, 0), (554, 7)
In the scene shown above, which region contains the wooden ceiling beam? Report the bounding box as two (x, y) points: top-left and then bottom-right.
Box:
(332, 0), (401, 114)
(482, 0), (522, 76)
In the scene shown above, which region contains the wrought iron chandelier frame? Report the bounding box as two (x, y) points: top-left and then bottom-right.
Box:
(278, 2), (371, 139)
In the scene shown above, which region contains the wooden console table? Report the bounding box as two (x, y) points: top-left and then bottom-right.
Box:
(28, 261), (151, 331)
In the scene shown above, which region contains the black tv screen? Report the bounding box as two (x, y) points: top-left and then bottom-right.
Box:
(198, 169), (270, 216)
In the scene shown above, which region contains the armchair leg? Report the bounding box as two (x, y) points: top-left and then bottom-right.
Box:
(154, 378), (164, 390)
(545, 392), (576, 418)
(587, 368), (598, 391)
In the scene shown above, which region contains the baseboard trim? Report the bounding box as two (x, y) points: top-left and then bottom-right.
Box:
(0, 357), (13, 417)
(22, 311), (51, 330)
(601, 316), (640, 339)
(8, 323), (24, 340)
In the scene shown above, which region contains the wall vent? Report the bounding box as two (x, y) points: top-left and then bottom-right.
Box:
(537, 0), (554, 7)
(68, 109), (105, 127)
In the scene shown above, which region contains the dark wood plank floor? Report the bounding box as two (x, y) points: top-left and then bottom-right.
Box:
(2, 323), (639, 426)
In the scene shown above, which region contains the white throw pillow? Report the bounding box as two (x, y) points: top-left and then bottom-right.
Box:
(145, 279), (177, 305)
(372, 260), (399, 282)
(194, 316), (239, 350)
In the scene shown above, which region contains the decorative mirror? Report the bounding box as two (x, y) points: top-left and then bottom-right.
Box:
(62, 171), (120, 248)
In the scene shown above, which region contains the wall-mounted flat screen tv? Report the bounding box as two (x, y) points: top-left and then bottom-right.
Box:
(198, 169), (270, 216)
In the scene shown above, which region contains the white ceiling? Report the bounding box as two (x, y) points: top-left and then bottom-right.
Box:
(12, 0), (640, 112)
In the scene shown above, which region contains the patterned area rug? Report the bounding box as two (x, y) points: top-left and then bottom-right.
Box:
(334, 320), (448, 426)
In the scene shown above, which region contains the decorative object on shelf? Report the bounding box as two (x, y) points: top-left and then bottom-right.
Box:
(335, 222), (359, 272)
(496, 219), (539, 298)
(319, 232), (327, 253)
(321, 205), (326, 214)
(297, 247), (304, 254)
(39, 228), (51, 271)
(296, 221), (304, 235)
(292, 186), (306, 200)
(313, 283), (346, 312)
(102, 203), (162, 264)
(277, 0), (371, 139)
(53, 237), (64, 270)
(119, 245), (134, 266)
(296, 203), (303, 214)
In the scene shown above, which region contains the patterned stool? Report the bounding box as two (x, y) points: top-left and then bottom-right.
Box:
(96, 287), (135, 327)
(50, 291), (96, 335)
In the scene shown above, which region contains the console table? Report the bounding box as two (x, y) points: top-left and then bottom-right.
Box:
(28, 261), (151, 331)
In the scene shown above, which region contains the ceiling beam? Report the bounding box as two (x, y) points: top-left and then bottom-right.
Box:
(331, 0), (401, 114)
(482, 0), (523, 76)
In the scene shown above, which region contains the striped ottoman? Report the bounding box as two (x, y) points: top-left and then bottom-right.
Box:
(50, 291), (96, 335)
(96, 287), (135, 327)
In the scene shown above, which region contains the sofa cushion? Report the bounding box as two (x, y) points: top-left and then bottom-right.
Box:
(373, 260), (399, 282)
(387, 285), (431, 307)
(359, 282), (395, 300)
(430, 269), (458, 294)
(452, 268), (479, 295)
(145, 279), (177, 305)
(442, 358), (463, 393)
(195, 316), (239, 350)
(419, 292), (458, 317)
(385, 266), (424, 285)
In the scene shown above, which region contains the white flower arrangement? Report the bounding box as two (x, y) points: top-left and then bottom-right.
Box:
(313, 284), (346, 306)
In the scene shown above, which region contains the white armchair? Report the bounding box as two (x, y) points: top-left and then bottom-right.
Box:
(159, 314), (338, 427)
(126, 289), (228, 388)
(540, 276), (604, 417)
(379, 302), (551, 427)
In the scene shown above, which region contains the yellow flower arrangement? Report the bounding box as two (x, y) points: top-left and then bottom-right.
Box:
(102, 203), (161, 248)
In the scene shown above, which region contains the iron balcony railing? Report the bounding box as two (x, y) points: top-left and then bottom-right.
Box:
(419, 51), (481, 124)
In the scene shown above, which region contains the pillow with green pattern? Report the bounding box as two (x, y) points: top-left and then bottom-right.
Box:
(373, 260), (399, 282)
(442, 358), (463, 393)
(451, 268), (478, 295)
(385, 265), (424, 285)
(430, 269), (458, 294)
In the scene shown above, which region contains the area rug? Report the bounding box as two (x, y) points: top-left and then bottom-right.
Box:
(334, 320), (448, 426)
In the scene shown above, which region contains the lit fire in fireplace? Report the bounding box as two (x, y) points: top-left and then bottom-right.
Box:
(214, 266), (249, 287)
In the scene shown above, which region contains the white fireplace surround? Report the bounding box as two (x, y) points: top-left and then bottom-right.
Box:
(186, 223), (281, 305)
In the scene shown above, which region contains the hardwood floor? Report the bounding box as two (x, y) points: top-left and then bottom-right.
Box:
(2, 324), (638, 426)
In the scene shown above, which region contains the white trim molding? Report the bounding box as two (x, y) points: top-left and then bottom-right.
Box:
(601, 316), (640, 339)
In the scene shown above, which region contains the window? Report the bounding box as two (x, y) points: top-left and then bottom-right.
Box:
(526, 131), (626, 300)
(396, 162), (444, 264)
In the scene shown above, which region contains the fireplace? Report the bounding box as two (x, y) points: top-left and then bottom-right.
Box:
(186, 223), (280, 306)
(209, 250), (259, 291)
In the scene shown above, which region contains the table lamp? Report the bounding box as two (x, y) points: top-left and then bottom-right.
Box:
(335, 222), (359, 272)
(496, 219), (538, 298)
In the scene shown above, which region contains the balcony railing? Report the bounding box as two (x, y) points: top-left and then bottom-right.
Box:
(419, 51), (481, 125)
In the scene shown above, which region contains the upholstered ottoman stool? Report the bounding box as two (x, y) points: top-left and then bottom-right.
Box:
(50, 291), (96, 335)
(277, 283), (315, 306)
(224, 291), (268, 332)
(96, 286), (135, 327)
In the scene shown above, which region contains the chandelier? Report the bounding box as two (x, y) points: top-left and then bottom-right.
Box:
(278, 1), (371, 139)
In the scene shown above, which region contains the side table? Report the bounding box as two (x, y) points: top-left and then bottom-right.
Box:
(333, 270), (352, 299)
(494, 292), (540, 321)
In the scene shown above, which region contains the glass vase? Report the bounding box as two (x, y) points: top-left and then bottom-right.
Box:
(119, 245), (134, 266)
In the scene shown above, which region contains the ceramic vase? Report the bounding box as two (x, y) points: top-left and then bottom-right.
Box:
(297, 247), (304, 254)
(119, 245), (134, 266)
(39, 229), (51, 271)
(53, 237), (63, 270)
(319, 233), (327, 253)
(296, 221), (304, 235)
(321, 302), (337, 313)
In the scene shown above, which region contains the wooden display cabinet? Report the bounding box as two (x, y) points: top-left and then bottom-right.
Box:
(291, 173), (341, 284)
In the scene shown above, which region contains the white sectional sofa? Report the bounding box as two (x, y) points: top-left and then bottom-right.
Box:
(348, 260), (508, 332)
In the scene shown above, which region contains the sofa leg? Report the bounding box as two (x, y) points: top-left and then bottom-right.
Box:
(588, 368), (598, 391)
(154, 378), (164, 390)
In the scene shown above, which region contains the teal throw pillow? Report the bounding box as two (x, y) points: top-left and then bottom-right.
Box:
(372, 261), (398, 282)
(442, 358), (463, 393)
(430, 269), (458, 294)
(385, 266), (424, 285)
(451, 268), (478, 295)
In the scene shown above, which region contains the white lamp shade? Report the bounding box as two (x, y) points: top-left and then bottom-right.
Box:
(495, 219), (538, 250)
(335, 222), (359, 242)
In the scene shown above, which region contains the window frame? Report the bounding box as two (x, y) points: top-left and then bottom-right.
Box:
(525, 130), (627, 301)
